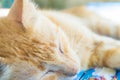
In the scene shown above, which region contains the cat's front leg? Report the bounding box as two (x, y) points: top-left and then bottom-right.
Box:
(89, 35), (120, 69)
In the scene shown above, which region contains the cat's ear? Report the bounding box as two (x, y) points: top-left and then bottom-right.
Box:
(7, 0), (23, 22)
(8, 0), (38, 29)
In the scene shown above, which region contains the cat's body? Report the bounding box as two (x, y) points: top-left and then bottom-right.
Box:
(64, 6), (120, 39)
(0, 0), (120, 80)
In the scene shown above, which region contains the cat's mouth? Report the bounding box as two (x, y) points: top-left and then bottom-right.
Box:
(40, 70), (56, 79)
(40, 61), (79, 79)
(47, 69), (77, 76)
(40, 69), (77, 80)
(42, 63), (79, 77)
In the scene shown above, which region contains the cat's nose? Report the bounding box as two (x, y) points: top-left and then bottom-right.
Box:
(61, 65), (79, 77)
(64, 67), (78, 76)
(61, 61), (80, 77)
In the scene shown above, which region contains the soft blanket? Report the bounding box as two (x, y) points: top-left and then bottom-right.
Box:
(75, 67), (119, 80)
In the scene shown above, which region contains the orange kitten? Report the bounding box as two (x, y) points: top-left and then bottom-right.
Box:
(0, 0), (120, 80)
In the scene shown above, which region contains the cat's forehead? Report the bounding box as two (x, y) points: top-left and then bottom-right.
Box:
(0, 17), (59, 47)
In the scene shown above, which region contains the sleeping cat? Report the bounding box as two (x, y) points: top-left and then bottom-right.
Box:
(0, 0), (120, 80)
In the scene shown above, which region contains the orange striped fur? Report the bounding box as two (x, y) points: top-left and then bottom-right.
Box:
(0, 0), (120, 80)
(64, 6), (120, 39)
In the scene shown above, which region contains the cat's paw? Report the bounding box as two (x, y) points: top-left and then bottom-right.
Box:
(104, 48), (120, 69)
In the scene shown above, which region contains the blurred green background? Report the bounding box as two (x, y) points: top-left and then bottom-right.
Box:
(0, 0), (13, 8)
(0, 0), (120, 9)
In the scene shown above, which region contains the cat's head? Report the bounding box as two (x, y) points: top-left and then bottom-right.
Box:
(0, 0), (80, 80)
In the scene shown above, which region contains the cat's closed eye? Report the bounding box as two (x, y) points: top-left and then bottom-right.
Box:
(59, 42), (64, 54)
